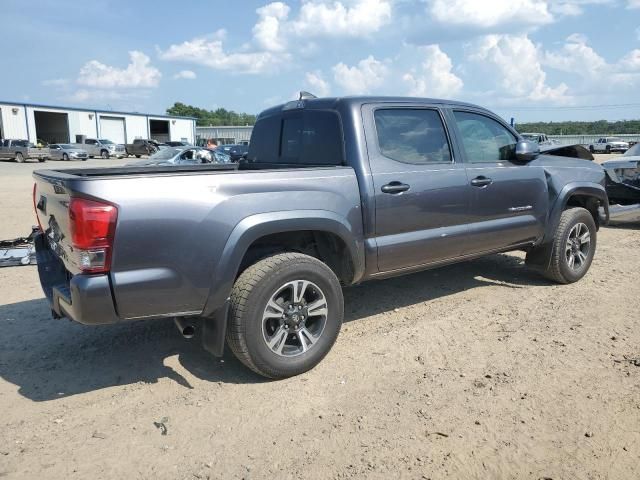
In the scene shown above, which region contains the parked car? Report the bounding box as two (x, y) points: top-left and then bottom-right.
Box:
(33, 95), (609, 379)
(0, 139), (49, 163)
(125, 139), (164, 157)
(127, 146), (231, 166)
(520, 132), (554, 146)
(602, 142), (640, 205)
(49, 144), (88, 161)
(220, 143), (249, 162)
(75, 138), (126, 159)
(589, 137), (629, 154)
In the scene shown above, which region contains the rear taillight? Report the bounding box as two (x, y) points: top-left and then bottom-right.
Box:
(69, 197), (117, 273)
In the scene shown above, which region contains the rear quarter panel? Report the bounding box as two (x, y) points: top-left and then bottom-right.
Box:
(76, 167), (363, 320)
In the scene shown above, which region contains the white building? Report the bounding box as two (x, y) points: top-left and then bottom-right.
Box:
(0, 101), (196, 145)
(196, 125), (253, 145)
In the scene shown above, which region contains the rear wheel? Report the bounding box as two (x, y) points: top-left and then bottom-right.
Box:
(541, 207), (597, 284)
(135, 154), (141, 158)
(589, 146), (595, 153)
(38, 157), (47, 163)
(15, 152), (24, 163)
(227, 253), (344, 379)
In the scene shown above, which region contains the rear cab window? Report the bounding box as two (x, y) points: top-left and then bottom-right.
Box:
(248, 109), (344, 166)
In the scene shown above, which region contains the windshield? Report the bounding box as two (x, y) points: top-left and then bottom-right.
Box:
(521, 134), (538, 141)
(59, 144), (74, 149)
(149, 147), (181, 160)
(624, 143), (640, 156)
(99, 139), (114, 144)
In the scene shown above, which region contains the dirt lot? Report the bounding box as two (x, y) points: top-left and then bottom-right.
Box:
(1, 156), (639, 479)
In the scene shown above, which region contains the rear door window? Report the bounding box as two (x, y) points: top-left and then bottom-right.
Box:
(374, 108), (452, 164)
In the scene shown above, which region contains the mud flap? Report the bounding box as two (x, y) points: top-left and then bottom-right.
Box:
(202, 299), (230, 357)
(525, 242), (553, 271)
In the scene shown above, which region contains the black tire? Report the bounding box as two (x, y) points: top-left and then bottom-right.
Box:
(135, 154), (141, 158)
(62, 153), (69, 161)
(100, 150), (109, 159)
(541, 207), (597, 284)
(589, 146), (595, 153)
(227, 252), (344, 379)
(39, 157), (47, 163)
(15, 152), (24, 163)
(606, 145), (611, 154)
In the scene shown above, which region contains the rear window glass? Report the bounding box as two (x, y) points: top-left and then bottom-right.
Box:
(374, 109), (451, 164)
(248, 110), (343, 165)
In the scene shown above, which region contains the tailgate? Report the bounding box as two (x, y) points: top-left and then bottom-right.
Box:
(33, 173), (80, 274)
(28, 148), (48, 157)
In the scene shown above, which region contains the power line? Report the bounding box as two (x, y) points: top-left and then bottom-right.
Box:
(496, 103), (640, 111)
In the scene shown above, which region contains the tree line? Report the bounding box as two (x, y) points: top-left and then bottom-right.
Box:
(515, 120), (640, 135)
(166, 102), (256, 126)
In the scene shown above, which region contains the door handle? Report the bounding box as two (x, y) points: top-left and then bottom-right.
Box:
(470, 176), (493, 187)
(381, 182), (410, 194)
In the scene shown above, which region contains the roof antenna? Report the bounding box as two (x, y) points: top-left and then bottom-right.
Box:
(299, 91), (317, 100)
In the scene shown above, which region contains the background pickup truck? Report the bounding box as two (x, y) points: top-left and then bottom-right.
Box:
(125, 138), (163, 157)
(33, 96), (609, 379)
(589, 137), (629, 154)
(75, 138), (126, 159)
(1, 139), (49, 163)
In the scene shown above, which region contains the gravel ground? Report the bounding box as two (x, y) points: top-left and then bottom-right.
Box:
(0, 155), (639, 479)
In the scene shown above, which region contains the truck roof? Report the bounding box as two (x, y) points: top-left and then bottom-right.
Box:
(258, 96), (490, 118)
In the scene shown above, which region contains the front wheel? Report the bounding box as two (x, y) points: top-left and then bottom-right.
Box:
(15, 152), (24, 163)
(101, 150), (109, 159)
(589, 146), (595, 153)
(606, 145), (611, 154)
(62, 153), (69, 161)
(38, 157), (47, 163)
(541, 207), (597, 284)
(227, 253), (344, 379)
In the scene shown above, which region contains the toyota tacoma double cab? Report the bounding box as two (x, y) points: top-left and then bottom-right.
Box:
(33, 96), (609, 379)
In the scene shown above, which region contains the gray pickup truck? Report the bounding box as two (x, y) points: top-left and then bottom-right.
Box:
(125, 138), (163, 157)
(33, 96), (609, 378)
(1, 139), (49, 163)
(75, 138), (127, 159)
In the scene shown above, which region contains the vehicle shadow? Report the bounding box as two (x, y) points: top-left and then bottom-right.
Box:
(0, 253), (549, 402)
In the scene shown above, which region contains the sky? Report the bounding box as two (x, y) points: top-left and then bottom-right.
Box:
(2, 0), (640, 122)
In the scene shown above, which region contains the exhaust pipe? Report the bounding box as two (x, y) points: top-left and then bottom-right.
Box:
(174, 317), (196, 339)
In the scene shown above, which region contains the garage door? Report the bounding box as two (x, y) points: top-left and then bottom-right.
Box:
(100, 117), (126, 144)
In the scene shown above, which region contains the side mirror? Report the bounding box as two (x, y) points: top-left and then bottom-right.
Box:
(515, 140), (540, 163)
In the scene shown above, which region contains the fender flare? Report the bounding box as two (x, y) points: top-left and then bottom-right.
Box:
(201, 210), (365, 318)
(544, 182), (609, 243)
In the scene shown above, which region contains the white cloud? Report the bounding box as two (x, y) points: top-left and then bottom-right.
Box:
(617, 49), (640, 70)
(159, 35), (287, 74)
(332, 55), (388, 94)
(292, 0), (392, 37)
(469, 34), (569, 102)
(77, 51), (161, 88)
(543, 33), (606, 75)
(253, 2), (290, 52)
(628, 0), (640, 8)
(429, 0), (553, 29)
(305, 71), (331, 96)
(65, 89), (151, 104)
(402, 45), (463, 98)
(173, 70), (197, 79)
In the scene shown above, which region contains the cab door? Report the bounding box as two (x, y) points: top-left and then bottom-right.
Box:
(363, 104), (472, 272)
(447, 109), (548, 254)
